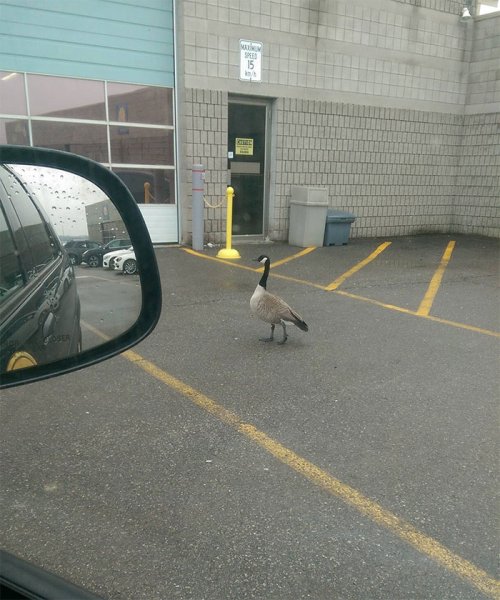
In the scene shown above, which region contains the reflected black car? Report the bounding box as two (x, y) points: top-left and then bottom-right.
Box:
(0, 165), (82, 374)
(81, 238), (131, 267)
(63, 239), (102, 265)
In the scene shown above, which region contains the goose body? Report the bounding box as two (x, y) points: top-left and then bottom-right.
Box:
(250, 255), (308, 344)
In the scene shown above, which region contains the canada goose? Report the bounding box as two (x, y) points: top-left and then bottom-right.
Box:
(250, 255), (308, 344)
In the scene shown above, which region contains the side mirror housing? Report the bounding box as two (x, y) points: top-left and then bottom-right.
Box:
(0, 145), (162, 389)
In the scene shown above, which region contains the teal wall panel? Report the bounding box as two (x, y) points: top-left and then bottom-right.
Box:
(0, 0), (174, 87)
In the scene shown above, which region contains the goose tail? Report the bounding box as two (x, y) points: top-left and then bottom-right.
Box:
(290, 310), (308, 332)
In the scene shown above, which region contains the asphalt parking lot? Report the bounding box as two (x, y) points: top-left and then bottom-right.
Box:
(1, 234), (499, 599)
(75, 266), (142, 351)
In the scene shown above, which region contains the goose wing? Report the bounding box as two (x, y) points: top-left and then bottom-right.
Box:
(258, 291), (308, 331)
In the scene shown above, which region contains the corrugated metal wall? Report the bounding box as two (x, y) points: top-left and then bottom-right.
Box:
(0, 0), (174, 86)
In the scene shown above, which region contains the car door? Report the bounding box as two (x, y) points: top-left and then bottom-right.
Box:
(0, 166), (81, 372)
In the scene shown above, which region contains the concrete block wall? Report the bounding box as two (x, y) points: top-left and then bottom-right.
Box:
(465, 14), (499, 113)
(182, 89), (228, 244)
(453, 112), (500, 237)
(178, 0), (500, 242)
(457, 14), (500, 236)
(182, 0), (471, 112)
(272, 100), (463, 239)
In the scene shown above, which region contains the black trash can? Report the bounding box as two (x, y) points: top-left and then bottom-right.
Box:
(324, 210), (356, 246)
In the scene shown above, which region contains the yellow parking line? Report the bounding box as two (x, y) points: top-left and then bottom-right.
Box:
(183, 246), (500, 337)
(81, 320), (110, 341)
(183, 248), (257, 272)
(119, 348), (499, 599)
(256, 246), (316, 272)
(270, 272), (327, 290)
(334, 290), (500, 338)
(325, 242), (392, 291)
(183, 247), (326, 289)
(417, 241), (456, 316)
(184, 246), (317, 272)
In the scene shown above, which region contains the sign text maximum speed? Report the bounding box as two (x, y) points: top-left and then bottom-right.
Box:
(240, 40), (262, 81)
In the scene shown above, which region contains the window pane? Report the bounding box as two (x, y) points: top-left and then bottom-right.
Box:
(0, 118), (29, 145)
(28, 75), (105, 120)
(113, 168), (175, 204)
(0, 204), (24, 304)
(32, 121), (108, 162)
(107, 83), (173, 126)
(0, 72), (27, 115)
(5, 171), (58, 275)
(110, 126), (174, 165)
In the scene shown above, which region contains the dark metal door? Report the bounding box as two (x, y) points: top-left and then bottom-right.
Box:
(228, 102), (266, 235)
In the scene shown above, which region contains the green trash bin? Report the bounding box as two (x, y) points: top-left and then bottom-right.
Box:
(324, 210), (356, 246)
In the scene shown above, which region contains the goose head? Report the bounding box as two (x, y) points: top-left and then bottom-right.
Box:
(254, 255), (270, 265)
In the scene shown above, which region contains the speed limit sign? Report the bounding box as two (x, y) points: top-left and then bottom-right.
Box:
(240, 40), (263, 82)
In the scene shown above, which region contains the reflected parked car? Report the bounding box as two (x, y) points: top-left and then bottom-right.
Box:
(102, 246), (134, 270)
(113, 250), (137, 275)
(81, 238), (131, 267)
(0, 164), (82, 373)
(63, 239), (102, 265)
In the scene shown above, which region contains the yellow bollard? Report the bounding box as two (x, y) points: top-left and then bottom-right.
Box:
(217, 186), (241, 259)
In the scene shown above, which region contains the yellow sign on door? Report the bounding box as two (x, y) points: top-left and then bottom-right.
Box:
(235, 138), (254, 156)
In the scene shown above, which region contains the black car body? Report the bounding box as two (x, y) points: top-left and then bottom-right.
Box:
(81, 238), (131, 267)
(63, 239), (102, 265)
(0, 164), (82, 374)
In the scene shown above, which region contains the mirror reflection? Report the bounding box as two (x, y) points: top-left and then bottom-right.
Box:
(0, 164), (141, 374)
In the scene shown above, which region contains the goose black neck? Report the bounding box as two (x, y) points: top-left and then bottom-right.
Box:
(259, 260), (270, 289)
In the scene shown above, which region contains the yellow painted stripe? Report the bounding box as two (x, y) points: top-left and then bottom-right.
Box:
(267, 271), (327, 290)
(183, 247), (326, 290)
(326, 242), (392, 291)
(184, 246), (500, 337)
(334, 290), (500, 338)
(417, 241), (456, 316)
(184, 246), (317, 273)
(82, 318), (500, 593)
(419, 312), (500, 338)
(117, 349), (499, 599)
(238, 424), (500, 600)
(183, 248), (257, 272)
(256, 246), (317, 272)
(81, 320), (111, 341)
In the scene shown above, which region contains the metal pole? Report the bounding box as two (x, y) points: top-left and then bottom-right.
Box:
(192, 164), (204, 251)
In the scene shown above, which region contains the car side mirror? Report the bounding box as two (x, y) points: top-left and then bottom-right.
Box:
(0, 145), (162, 389)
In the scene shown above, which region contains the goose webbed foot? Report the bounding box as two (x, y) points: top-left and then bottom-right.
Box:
(259, 324), (275, 342)
(277, 322), (288, 344)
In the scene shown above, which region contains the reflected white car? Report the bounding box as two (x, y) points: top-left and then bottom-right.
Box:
(113, 250), (138, 275)
(102, 246), (133, 269)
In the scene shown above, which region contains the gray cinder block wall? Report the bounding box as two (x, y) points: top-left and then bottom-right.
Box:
(177, 0), (499, 243)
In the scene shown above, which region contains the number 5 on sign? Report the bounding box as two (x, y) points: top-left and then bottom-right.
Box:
(240, 40), (263, 82)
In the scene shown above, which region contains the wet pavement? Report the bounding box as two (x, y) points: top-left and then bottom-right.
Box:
(1, 234), (499, 599)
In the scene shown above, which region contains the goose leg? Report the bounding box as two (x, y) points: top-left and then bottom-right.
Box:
(277, 321), (288, 345)
(259, 324), (275, 342)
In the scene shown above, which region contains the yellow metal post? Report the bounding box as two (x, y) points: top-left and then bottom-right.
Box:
(217, 187), (241, 259)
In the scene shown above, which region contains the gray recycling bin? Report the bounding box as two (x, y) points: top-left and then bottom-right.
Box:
(288, 187), (328, 247)
(324, 210), (356, 246)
